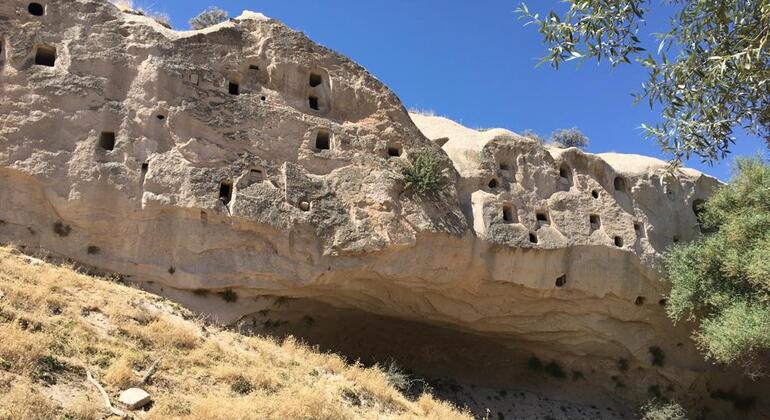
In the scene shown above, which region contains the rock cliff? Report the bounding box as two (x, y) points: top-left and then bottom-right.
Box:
(1, 1), (766, 417)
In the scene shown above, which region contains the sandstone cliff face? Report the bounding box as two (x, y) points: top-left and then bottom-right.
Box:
(0, 1), (764, 416)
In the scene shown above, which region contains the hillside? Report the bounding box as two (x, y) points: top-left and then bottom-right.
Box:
(0, 247), (467, 419)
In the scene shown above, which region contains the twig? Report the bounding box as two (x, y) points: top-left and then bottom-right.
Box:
(86, 369), (128, 418)
(140, 359), (161, 385)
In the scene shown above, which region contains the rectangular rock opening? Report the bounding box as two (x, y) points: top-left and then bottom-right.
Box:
(589, 214), (601, 230)
(387, 145), (402, 158)
(250, 168), (264, 182)
(219, 181), (233, 205)
(228, 82), (239, 95)
(309, 73), (322, 87)
(315, 130), (330, 151)
(309, 96), (319, 111)
(503, 205), (515, 223)
(536, 212), (549, 225)
(99, 132), (115, 151)
(34, 45), (56, 67)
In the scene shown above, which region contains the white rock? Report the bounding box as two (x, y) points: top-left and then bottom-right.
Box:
(118, 388), (151, 409)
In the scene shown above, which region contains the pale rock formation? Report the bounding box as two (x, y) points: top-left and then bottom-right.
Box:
(0, 1), (767, 417)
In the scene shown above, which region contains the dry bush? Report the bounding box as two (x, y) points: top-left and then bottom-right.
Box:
(66, 394), (102, 420)
(103, 356), (136, 389)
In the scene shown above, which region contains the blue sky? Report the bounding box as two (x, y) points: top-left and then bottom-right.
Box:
(132, 0), (767, 181)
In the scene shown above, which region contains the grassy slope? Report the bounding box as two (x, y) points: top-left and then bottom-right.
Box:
(0, 247), (470, 419)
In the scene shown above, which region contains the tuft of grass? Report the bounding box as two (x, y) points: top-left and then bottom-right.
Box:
(230, 374), (253, 395)
(543, 361), (566, 379)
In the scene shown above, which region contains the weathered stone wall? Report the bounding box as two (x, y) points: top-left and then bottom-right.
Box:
(1, 1), (766, 417)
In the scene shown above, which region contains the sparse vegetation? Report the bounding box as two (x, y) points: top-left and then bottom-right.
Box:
(640, 399), (688, 420)
(664, 158), (770, 376)
(543, 361), (566, 379)
(520, 129), (545, 143)
(0, 246), (469, 419)
(526, 356), (566, 379)
(617, 358), (629, 372)
(402, 149), (446, 197)
(189, 6), (229, 30)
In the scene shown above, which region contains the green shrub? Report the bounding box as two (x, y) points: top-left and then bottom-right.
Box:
(527, 356), (543, 371)
(664, 157), (770, 374)
(230, 375), (253, 395)
(401, 149), (445, 197)
(550, 127), (589, 149)
(640, 399), (687, 420)
(543, 361), (566, 379)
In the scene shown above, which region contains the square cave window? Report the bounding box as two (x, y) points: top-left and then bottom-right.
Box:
(98, 132), (115, 151)
(309, 96), (320, 111)
(387, 145), (402, 158)
(219, 181), (233, 205)
(536, 212), (549, 225)
(250, 168), (264, 182)
(589, 214), (601, 229)
(309, 73), (322, 87)
(228, 82), (239, 95)
(34, 45), (56, 67)
(315, 130), (330, 151)
(503, 206), (515, 223)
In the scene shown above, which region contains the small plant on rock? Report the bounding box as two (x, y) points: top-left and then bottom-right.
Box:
(550, 127), (589, 149)
(189, 6), (229, 30)
(402, 149), (445, 197)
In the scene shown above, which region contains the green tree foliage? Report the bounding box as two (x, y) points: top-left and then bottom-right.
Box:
(516, 1), (770, 163)
(550, 127), (589, 149)
(189, 6), (229, 30)
(664, 158), (770, 376)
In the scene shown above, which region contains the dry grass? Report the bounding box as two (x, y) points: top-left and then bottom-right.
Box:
(0, 247), (470, 419)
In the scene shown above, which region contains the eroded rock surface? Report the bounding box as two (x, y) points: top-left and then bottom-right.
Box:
(1, 1), (766, 417)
